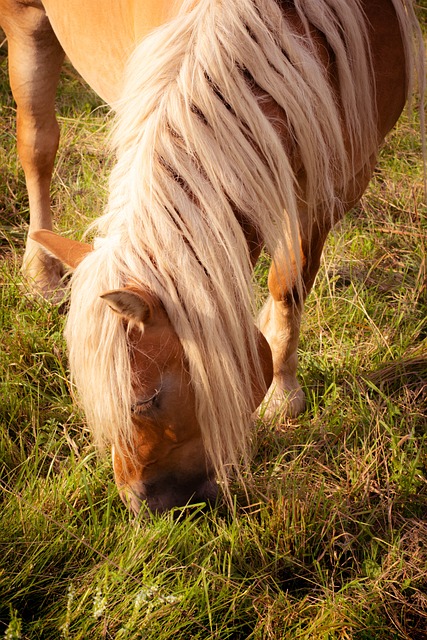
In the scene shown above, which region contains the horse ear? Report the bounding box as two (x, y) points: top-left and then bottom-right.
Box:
(100, 288), (154, 324)
(30, 230), (93, 268)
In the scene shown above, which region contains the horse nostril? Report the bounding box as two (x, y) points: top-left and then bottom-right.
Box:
(196, 478), (218, 505)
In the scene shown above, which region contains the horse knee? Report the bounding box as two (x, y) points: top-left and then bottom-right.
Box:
(16, 110), (60, 182)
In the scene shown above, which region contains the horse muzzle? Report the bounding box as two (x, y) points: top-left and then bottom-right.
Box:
(121, 473), (218, 515)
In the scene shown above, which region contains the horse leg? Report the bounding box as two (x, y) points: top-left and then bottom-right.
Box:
(259, 221), (327, 419)
(259, 154), (379, 420)
(1, 1), (65, 299)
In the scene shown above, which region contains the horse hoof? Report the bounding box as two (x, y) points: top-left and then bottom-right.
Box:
(22, 239), (67, 304)
(259, 384), (306, 421)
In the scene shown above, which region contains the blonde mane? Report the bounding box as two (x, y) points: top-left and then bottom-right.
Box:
(65, 0), (422, 493)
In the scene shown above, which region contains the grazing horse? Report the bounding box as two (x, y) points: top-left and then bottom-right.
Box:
(1, 0), (424, 513)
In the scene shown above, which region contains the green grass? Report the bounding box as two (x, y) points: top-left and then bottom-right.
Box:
(1, 22), (426, 640)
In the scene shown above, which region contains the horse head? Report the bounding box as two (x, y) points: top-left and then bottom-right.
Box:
(100, 286), (218, 513)
(31, 231), (273, 514)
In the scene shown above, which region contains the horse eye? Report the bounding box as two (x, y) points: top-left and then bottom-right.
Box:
(131, 389), (161, 415)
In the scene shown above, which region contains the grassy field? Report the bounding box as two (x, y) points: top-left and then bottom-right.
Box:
(0, 13), (426, 640)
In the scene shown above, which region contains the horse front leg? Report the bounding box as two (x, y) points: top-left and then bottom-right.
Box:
(259, 223), (327, 420)
(258, 151), (381, 420)
(2, 0), (65, 300)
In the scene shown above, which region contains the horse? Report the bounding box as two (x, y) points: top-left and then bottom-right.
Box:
(1, 0), (424, 513)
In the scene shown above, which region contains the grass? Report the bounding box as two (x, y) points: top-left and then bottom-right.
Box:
(1, 15), (426, 640)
